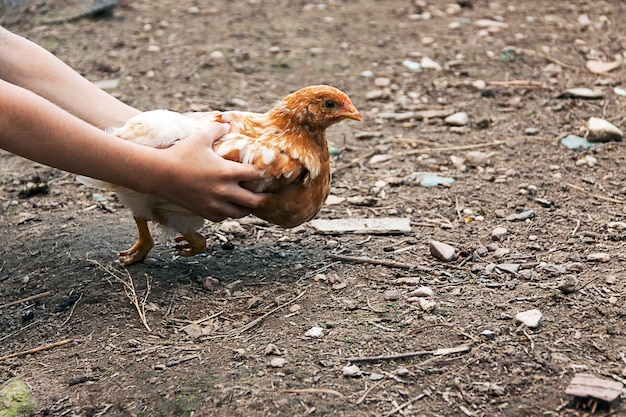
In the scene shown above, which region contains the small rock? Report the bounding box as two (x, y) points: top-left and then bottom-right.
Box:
(417, 298), (437, 312)
(289, 304), (301, 313)
(409, 286), (434, 297)
(396, 367), (410, 376)
(369, 373), (385, 381)
(465, 151), (493, 165)
(374, 77), (391, 87)
(506, 210), (535, 221)
(585, 60), (621, 74)
(305, 326), (324, 338)
(265, 343), (281, 356)
(515, 309), (543, 328)
(587, 253), (610, 262)
(525, 127), (538, 135)
(384, 290), (400, 301)
(491, 227), (508, 241)
(202, 276), (220, 291)
(421, 56), (442, 70)
(480, 330), (496, 339)
(474, 19), (509, 29)
(556, 275), (578, 294)
(343, 364), (362, 377)
(402, 59), (422, 72)
(586, 117), (623, 142)
(429, 240), (457, 261)
(495, 263), (519, 274)
(396, 277), (420, 285)
(559, 88), (604, 99)
(270, 357), (288, 368)
(444, 112), (469, 126)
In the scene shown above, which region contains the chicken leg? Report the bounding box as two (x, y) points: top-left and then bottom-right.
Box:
(174, 232), (206, 257)
(118, 217), (154, 265)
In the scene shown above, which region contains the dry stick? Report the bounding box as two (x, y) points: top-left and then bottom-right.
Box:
(383, 393), (426, 417)
(166, 354), (200, 367)
(516, 47), (584, 71)
(411, 322), (479, 343)
(228, 289), (307, 336)
(346, 344), (471, 363)
(89, 259), (151, 332)
(404, 140), (508, 156)
(326, 252), (431, 272)
(0, 320), (41, 343)
(280, 388), (349, 402)
(333, 150), (377, 173)
(0, 291), (52, 310)
(0, 338), (73, 361)
(565, 183), (624, 204)
(356, 378), (387, 405)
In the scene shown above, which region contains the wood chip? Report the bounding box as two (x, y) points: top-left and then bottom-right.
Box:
(565, 373), (623, 403)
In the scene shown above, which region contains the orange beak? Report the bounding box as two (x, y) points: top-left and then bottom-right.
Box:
(341, 101), (363, 121)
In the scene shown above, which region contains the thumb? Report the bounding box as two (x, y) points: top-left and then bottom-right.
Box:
(191, 122), (231, 146)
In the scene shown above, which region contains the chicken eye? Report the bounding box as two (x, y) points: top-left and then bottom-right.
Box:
(324, 100), (337, 109)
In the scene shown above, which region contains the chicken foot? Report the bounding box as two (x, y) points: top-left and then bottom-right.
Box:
(119, 217), (154, 265)
(174, 232), (206, 257)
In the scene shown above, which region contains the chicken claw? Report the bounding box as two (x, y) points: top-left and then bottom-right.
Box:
(174, 232), (206, 257)
(118, 217), (154, 265)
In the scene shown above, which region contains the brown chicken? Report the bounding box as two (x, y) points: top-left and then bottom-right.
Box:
(79, 85), (361, 265)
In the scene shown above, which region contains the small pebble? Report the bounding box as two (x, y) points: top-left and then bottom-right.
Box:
(429, 240), (457, 261)
(343, 364), (362, 377)
(265, 343), (281, 356)
(587, 117), (623, 142)
(305, 326), (324, 338)
(409, 286), (434, 297)
(384, 289), (400, 301)
(492, 227), (508, 241)
(444, 112), (469, 126)
(270, 358), (288, 368)
(515, 309), (543, 328)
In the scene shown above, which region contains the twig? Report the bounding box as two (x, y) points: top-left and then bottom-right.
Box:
(228, 289), (307, 336)
(0, 320), (41, 343)
(411, 322), (479, 343)
(404, 140), (508, 156)
(383, 393), (426, 417)
(166, 354), (200, 367)
(280, 388), (349, 402)
(516, 47), (584, 71)
(89, 259), (152, 332)
(333, 150), (377, 173)
(565, 183), (624, 204)
(60, 293), (83, 327)
(0, 338), (73, 361)
(356, 378), (387, 405)
(0, 291), (52, 310)
(326, 253), (431, 272)
(346, 344), (471, 363)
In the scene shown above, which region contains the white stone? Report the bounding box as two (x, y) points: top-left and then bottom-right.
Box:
(305, 326), (324, 338)
(429, 240), (457, 261)
(491, 227), (508, 241)
(445, 112), (469, 126)
(587, 117), (623, 142)
(269, 357), (288, 368)
(515, 309), (543, 328)
(343, 364), (361, 377)
(421, 56), (442, 70)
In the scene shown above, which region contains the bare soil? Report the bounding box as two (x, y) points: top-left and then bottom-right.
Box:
(1, 1), (626, 416)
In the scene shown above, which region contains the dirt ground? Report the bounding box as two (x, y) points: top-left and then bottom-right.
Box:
(1, 0), (626, 416)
